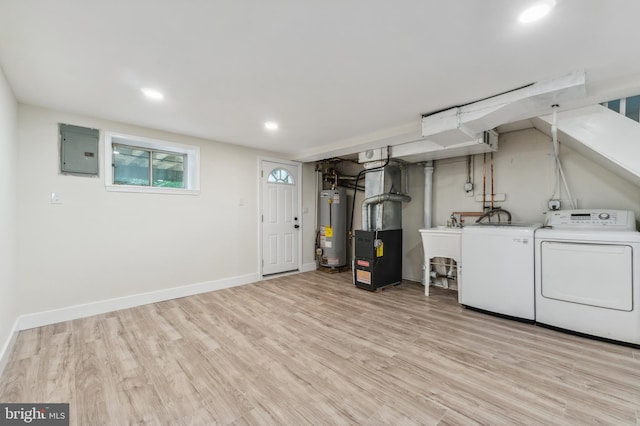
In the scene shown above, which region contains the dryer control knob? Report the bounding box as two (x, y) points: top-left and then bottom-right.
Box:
(598, 212), (610, 220)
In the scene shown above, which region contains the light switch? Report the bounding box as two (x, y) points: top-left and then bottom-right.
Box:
(51, 192), (62, 204)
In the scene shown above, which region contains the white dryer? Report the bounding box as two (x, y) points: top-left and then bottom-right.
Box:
(535, 209), (640, 345)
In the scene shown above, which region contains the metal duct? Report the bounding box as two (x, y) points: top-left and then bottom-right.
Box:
(361, 193), (412, 231)
(360, 163), (411, 231)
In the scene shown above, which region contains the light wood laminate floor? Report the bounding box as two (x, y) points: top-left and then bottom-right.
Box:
(1, 271), (639, 425)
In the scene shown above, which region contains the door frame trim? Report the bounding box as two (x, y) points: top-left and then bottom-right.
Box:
(258, 156), (303, 277)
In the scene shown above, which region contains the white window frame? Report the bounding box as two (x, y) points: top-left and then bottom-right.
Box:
(104, 132), (200, 195)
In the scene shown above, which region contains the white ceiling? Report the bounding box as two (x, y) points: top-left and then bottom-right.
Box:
(1, 0), (640, 162)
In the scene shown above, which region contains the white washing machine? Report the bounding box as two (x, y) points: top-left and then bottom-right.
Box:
(535, 209), (640, 345)
(460, 223), (540, 320)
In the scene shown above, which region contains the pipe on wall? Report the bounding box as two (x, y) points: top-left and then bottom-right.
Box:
(423, 161), (434, 228)
(422, 161), (434, 288)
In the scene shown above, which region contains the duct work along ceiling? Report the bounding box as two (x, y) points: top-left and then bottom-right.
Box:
(357, 70), (640, 190)
(359, 71), (586, 164)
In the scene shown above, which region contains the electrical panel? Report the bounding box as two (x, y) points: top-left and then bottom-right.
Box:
(60, 123), (99, 175)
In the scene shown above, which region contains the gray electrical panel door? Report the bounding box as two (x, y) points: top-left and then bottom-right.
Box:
(60, 123), (99, 175)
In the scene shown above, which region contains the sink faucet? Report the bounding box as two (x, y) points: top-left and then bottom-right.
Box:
(449, 214), (458, 228)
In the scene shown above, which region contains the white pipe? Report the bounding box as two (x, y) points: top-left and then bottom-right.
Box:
(423, 161), (434, 228)
(404, 164), (410, 195)
(559, 163), (576, 209)
(552, 107), (560, 198)
(314, 169), (320, 232)
(314, 169), (321, 266)
(422, 161), (434, 290)
(551, 105), (576, 209)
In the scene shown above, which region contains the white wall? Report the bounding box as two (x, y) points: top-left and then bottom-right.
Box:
(16, 105), (280, 316)
(433, 128), (555, 226)
(301, 162), (318, 269)
(402, 164), (426, 282)
(402, 127), (640, 280)
(15, 104), (640, 319)
(432, 128), (640, 225)
(0, 66), (18, 366)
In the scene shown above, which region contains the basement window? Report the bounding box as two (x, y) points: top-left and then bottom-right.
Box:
(104, 132), (200, 194)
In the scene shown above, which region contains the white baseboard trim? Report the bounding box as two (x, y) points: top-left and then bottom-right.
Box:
(18, 272), (261, 331)
(301, 262), (317, 273)
(0, 317), (20, 377)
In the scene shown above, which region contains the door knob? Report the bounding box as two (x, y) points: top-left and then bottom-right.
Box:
(294, 224), (300, 229)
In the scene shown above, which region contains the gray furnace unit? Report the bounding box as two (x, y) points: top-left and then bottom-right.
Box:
(318, 188), (347, 268)
(354, 161), (410, 291)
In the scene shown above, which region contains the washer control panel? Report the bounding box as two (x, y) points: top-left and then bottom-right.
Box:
(545, 209), (636, 230)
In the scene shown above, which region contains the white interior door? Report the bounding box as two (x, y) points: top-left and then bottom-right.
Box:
(261, 160), (299, 275)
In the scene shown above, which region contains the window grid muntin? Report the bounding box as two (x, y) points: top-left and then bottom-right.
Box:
(267, 167), (294, 185)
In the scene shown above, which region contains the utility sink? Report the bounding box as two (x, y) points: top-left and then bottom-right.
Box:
(419, 227), (462, 298)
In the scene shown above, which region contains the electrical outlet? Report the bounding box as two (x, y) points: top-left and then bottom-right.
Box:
(548, 199), (561, 210)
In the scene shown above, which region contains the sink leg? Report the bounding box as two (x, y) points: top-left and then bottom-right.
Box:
(423, 263), (430, 296)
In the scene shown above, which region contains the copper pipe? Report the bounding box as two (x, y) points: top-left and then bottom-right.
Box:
(450, 211), (484, 227)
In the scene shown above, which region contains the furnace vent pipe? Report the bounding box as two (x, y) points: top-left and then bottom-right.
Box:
(361, 193), (412, 231)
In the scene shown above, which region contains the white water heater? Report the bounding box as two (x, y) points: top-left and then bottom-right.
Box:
(318, 188), (347, 267)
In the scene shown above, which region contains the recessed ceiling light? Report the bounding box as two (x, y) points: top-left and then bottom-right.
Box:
(264, 121), (279, 131)
(141, 87), (164, 100)
(518, 0), (556, 24)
